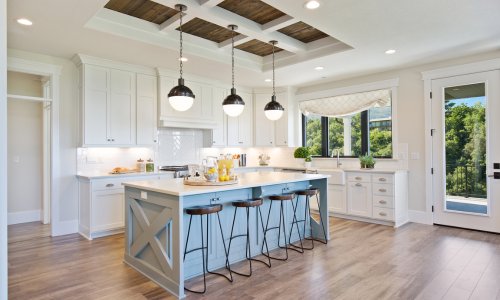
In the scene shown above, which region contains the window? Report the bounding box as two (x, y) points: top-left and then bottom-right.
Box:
(302, 101), (392, 158)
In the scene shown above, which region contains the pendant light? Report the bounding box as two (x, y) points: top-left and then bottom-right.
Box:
(264, 40), (284, 121)
(168, 4), (195, 112)
(222, 25), (245, 117)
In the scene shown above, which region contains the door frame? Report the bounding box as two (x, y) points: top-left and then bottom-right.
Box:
(422, 58), (500, 225)
(7, 57), (62, 236)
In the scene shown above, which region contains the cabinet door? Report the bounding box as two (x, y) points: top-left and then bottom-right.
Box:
(347, 182), (372, 218)
(109, 69), (136, 145)
(136, 74), (157, 145)
(84, 65), (110, 145)
(227, 115), (239, 146)
(91, 189), (124, 232)
(274, 92), (288, 146)
(212, 88), (227, 146)
(328, 185), (347, 214)
(238, 92), (253, 147)
(254, 94), (275, 147)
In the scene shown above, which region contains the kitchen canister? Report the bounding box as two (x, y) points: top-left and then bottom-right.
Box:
(146, 158), (154, 172)
(137, 158), (146, 172)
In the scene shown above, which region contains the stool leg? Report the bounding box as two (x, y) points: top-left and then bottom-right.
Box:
(288, 197), (305, 253)
(277, 201), (290, 260)
(300, 195), (316, 250)
(262, 200), (289, 261)
(257, 206), (271, 267)
(206, 213), (233, 282)
(183, 215), (207, 294)
(225, 207), (239, 268)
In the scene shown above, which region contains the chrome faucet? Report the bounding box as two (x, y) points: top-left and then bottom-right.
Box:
(331, 148), (342, 168)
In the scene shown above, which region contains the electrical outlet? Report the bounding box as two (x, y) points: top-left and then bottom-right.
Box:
(399, 153), (405, 160)
(141, 191), (147, 199)
(411, 153), (419, 160)
(86, 156), (97, 164)
(98, 156), (103, 164)
(14, 156), (19, 163)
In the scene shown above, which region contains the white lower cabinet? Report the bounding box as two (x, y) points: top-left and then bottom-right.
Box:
(347, 182), (372, 218)
(328, 184), (347, 214)
(91, 189), (125, 233)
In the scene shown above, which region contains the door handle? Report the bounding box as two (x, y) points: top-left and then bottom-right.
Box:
(379, 200), (387, 204)
(379, 189), (387, 192)
(355, 177), (362, 180)
(379, 178), (386, 181)
(355, 183), (362, 186)
(106, 184), (114, 187)
(379, 212), (387, 216)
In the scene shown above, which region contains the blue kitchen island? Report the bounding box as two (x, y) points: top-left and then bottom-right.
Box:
(122, 172), (330, 299)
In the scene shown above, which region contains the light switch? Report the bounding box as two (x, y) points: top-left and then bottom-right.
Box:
(411, 153), (419, 160)
(14, 156), (19, 163)
(141, 191), (147, 199)
(399, 153), (405, 160)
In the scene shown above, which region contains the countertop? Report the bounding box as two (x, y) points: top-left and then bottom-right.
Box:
(76, 170), (175, 179)
(310, 168), (408, 174)
(122, 172), (330, 196)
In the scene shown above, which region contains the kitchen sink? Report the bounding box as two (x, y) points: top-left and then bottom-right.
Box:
(313, 169), (345, 185)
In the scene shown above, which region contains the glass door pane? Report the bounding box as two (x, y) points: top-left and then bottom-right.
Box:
(444, 83), (487, 214)
(305, 113), (322, 155)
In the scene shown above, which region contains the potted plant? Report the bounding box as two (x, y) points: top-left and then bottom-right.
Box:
(305, 155), (312, 168)
(365, 156), (377, 169)
(294, 147), (310, 166)
(358, 154), (367, 168)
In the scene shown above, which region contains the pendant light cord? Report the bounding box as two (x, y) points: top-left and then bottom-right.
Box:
(272, 43), (276, 98)
(179, 10), (183, 79)
(231, 29), (235, 89)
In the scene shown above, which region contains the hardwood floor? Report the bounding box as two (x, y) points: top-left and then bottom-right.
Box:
(8, 218), (500, 299)
(8, 221), (50, 244)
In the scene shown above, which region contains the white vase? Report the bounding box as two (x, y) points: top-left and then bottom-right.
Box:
(305, 162), (312, 168)
(296, 158), (305, 166)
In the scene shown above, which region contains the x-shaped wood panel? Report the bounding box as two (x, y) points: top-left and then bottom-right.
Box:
(130, 199), (173, 275)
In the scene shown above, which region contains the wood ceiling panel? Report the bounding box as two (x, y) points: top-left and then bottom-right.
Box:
(217, 0), (286, 25)
(235, 39), (283, 57)
(104, 0), (178, 25)
(278, 21), (329, 43)
(178, 18), (240, 43)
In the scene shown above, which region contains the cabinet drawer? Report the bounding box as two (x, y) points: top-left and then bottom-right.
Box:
(373, 207), (394, 221)
(373, 174), (394, 184)
(373, 183), (394, 197)
(91, 175), (159, 191)
(347, 173), (371, 183)
(373, 195), (394, 209)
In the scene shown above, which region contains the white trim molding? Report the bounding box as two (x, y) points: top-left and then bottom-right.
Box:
(421, 58), (500, 81)
(7, 210), (41, 225)
(7, 57), (62, 76)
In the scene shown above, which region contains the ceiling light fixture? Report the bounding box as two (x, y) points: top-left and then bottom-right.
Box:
(264, 41), (284, 121)
(16, 18), (32, 25)
(178, 57), (188, 62)
(265, 79), (272, 82)
(222, 25), (245, 117)
(315, 66), (324, 70)
(168, 4), (195, 112)
(304, 1), (321, 9)
(385, 49), (396, 54)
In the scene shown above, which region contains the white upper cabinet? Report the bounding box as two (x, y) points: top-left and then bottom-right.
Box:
(204, 88), (227, 147)
(227, 91), (253, 147)
(254, 94), (275, 147)
(136, 74), (157, 145)
(73, 54), (158, 147)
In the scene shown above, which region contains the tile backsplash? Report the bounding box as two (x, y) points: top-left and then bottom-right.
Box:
(77, 127), (409, 174)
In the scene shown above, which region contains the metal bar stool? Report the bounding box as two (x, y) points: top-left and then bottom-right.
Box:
(289, 188), (328, 251)
(183, 204), (233, 294)
(226, 198), (271, 276)
(261, 192), (305, 261)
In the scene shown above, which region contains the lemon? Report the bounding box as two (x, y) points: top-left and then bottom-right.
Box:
(224, 175), (229, 181)
(219, 176), (225, 181)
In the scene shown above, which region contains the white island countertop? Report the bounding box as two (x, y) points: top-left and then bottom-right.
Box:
(76, 170), (175, 179)
(122, 172), (330, 196)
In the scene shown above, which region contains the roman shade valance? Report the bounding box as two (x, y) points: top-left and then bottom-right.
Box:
(299, 88), (391, 118)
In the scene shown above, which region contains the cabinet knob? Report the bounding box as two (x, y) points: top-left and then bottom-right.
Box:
(214, 141), (216, 143)
(107, 139), (110, 141)
(379, 189), (387, 192)
(355, 183), (362, 186)
(217, 197), (221, 201)
(285, 141), (286, 143)
(379, 200), (387, 204)
(355, 177), (362, 180)
(154, 140), (157, 142)
(239, 142), (243, 144)
(379, 178), (387, 181)
(379, 212), (387, 216)
(270, 142), (273, 144)
(112, 139), (115, 141)
(106, 184), (114, 187)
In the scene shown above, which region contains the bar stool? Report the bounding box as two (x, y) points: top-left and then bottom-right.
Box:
(183, 204), (232, 294)
(261, 192), (305, 261)
(226, 198), (271, 276)
(289, 188), (328, 251)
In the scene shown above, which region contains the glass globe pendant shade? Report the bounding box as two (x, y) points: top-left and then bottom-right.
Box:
(168, 78), (195, 112)
(222, 88), (245, 117)
(264, 95), (284, 121)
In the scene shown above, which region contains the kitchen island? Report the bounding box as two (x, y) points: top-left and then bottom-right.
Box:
(122, 172), (330, 299)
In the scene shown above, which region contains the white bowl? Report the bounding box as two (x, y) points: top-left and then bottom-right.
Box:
(204, 173), (218, 182)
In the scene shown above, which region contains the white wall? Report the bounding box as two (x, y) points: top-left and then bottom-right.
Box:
(7, 71), (43, 97)
(7, 48), (78, 223)
(1, 0), (7, 296)
(297, 50), (500, 212)
(7, 98), (43, 222)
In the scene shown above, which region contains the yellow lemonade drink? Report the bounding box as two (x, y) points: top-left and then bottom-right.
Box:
(227, 154), (234, 180)
(218, 154), (226, 181)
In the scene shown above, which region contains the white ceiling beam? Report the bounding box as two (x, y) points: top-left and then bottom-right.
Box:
(198, 0), (225, 9)
(218, 35), (252, 49)
(262, 15), (297, 33)
(159, 12), (196, 33)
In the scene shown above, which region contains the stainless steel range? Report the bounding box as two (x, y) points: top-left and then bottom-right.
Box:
(159, 165), (189, 178)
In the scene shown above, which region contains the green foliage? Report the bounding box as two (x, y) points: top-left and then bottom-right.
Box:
(305, 155), (312, 162)
(294, 147), (310, 158)
(359, 154), (376, 167)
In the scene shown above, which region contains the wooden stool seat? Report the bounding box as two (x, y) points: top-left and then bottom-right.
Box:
(295, 188), (319, 196)
(232, 199), (263, 208)
(186, 204), (223, 215)
(268, 193), (295, 201)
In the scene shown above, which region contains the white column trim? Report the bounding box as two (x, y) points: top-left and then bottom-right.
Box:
(159, 13), (196, 33)
(198, 0), (225, 8)
(262, 15), (297, 33)
(0, 0), (7, 297)
(218, 35), (252, 49)
(421, 58), (500, 80)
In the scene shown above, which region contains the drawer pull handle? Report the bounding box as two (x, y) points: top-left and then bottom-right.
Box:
(355, 183), (362, 186)
(379, 189), (387, 192)
(355, 177), (362, 180)
(106, 184), (114, 187)
(379, 178), (387, 181)
(379, 200), (387, 204)
(380, 212), (387, 216)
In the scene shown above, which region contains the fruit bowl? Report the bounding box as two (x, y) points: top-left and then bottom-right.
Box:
(204, 173), (218, 182)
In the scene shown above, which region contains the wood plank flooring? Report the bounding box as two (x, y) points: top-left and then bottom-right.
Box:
(8, 218), (500, 299)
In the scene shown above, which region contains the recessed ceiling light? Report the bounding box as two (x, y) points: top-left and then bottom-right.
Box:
(385, 49), (396, 54)
(178, 57), (188, 62)
(304, 1), (321, 9)
(265, 79), (272, 82)
(315, 66), (324, 70)
(16, 18), (33, 25)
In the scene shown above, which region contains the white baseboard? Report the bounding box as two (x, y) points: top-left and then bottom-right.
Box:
(8, 210), (41, 225)
(408, 210), (430, 224)
(59, 220), (78, 236)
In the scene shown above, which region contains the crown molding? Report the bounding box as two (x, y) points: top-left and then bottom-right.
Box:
(71, 54), (156, 75)
(421, 58), (500, 81)
(7, 57), (62, 76)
